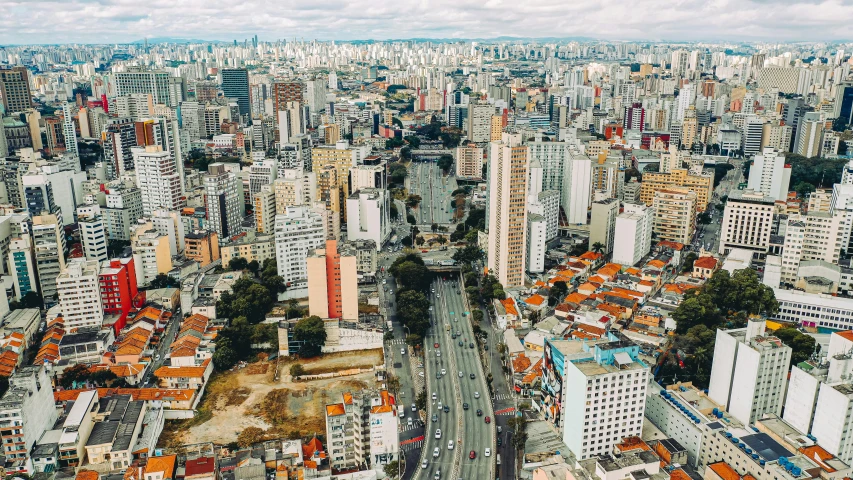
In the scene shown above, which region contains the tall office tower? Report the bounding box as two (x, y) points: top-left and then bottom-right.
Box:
(113, 93), (154, 120)
(61, 103), (78, 157)
(527, 190), (560, 241)
(307, 239), (358, 320)
(559, 333), (650, 460)
(780, 212), (846, 284)
(77, 206), (108, 263)
(22, 175), (58, 217)
(254, 185), (276, 234)
(455, 144), (484, 180)
(179, 101), (203, 140)
(561, 149), (592, 225)
(249, 159), (278, 196)
(623, 103), (645, 131)
(612, 203), (654, 266)
(220, 68), (250, 116)
(103, 118), (137, 179)
(746, 147), (792, 202)
(133, 145), (184, 216)
(274, 205), (326, 289)
(305, 78), (328, 116)
(718, 189), (774, 257)
(742, 116), (766, 157)
(834, 83), (853, 125)
(114, 68), (174, 106)
(44, 116), (65, 155)
(272, 81), (305, 115)
(652, 189), (697, 245)
(8, 236), (36, 299)
(467, 103), (494, 143)
(346, 188), (391, 249)
(278, 101), (306, 143)
(796, 113), (825, 158)
(56, 259), (104, 331)
(671, 50), (689, 77)
(676, 83), (694, 121)
(32, 214), (66, 304)
(349, 162), (387, 193)
(317, 165), (341, 236)
(104, 183), (144, 241)
(204, 163), (243, 240)
(0, 67), (33, 113)
(589, 198), (619, 254)
(487, 133), (528, 288)
(708, 317), (792, 426)
(99, 257), (138, 324)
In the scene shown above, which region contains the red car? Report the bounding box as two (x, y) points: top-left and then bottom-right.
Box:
(434, 343), (440, 348)
(469, 450), (476, 459)
(485, 416), (491, 424)
(422, 249), (429, 253)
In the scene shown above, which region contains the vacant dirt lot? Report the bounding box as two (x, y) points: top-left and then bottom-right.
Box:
(160, 349), (385, 446)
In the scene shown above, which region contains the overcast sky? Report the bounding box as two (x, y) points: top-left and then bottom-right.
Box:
(2, 0), (853, 45)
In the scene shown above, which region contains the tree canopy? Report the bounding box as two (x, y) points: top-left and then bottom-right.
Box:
(293, 316), (327, 358)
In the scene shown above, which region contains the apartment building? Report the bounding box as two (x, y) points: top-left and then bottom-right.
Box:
(640, 168), (713, 212)
(274, 206), (326, 291)
(718, 189), (775, 257)
(57, 259), (104, 331)
(746, 147), (792, 202)
(253, 185), (276, 234)
(307, 240), (358, 320)
(134, 146), (184, 216)
(345, 188), (390, 250)
(613, 203), (654, 267)
(184, 231), (220, 267)
(325, 390), (399, 472)
(708, 317), (792, 426)
(487, 133), (528, 288)
(220, 234), (276, 266)
(652, 189), (696, 245)
(455, 144), (484, 180)
(204, 163), (243, 240)
(780, 212), (845, 285)
(0, 366), (58, 474)
(589, 198), (619, 255)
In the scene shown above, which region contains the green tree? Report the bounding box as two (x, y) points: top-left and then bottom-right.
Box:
(389, 253), (431, 292)
(437, 154), (453, 172)
(229, 257), (249, 271)
(774, 327), (819, 365)
(293, 316), (327, 358)
(416, 390), (427, 411)
(548, 281), (569, 306)
(247, 260), (260, 277)
(405, 136), (421, 149)
(406, 194), (422, 209)
(9, 291), (43, 310)
(794, 181), (816, 197)
(148, 273), (179, 289)
(384, 461), (400, 478)
(290, 364), (305, 377)
(832, 117), (848, 133)
(453, 244), (484, 265)
(0, 375), (8, 398)
(396, 290), (431, 337)
(698, 212), (712, 224)
(681, 252), (698, 273)
(217, 277), (274, 323)
(406, 214), (416, 225)
(591, 242), (606, 254)
(431, 223), (438, 233)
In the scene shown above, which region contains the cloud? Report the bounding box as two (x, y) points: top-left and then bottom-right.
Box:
(1, 0), (852, 44)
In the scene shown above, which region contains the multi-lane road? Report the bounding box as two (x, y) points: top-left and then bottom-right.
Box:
(417, 276), (494, 480)
(408, 162), (459, 226)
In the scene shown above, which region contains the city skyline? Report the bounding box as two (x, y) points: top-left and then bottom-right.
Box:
(3, 0), (853, 45)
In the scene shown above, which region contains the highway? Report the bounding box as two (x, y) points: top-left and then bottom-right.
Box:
(416, 276), (494, 480)
(408, 162), (459, 226)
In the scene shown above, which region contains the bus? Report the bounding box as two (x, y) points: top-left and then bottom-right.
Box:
(496, 454), (501, 465)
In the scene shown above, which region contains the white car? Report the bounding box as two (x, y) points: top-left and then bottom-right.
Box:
(447, 440), (454, 450)
(407, 417), (413, 426)
(438, 401), (443, 410)
(433, 447), (440, 458)
(418, 371), (424, 377)
(485, 448), (491, 457)
(474, 391), (480, 399)
(411, 403), (417, 412)
(421, 459), (428, 469)
(435, 429), (442, 439)
(441, 368), (446, 376)
(401, 348), (406, 355)
(432, 392), (437, 400)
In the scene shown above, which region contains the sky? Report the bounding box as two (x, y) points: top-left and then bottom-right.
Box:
(1, 0), (853, 45)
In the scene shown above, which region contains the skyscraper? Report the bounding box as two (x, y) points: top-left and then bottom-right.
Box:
(221, 68), (251, 116)
(0, 67), (33, 113)
(204, 163), (243, 240)
(487, 133), (528, 288)
(61, 103), (78, 157)
(307, 239), (358, 320)
(133, 145), (184, 215)
(114, 68), (174, 106)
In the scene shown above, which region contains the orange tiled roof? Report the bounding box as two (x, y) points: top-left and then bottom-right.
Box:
(647, 259), (666, 269)
(501, 298), (518, 317)
(579, 251), (603, 261)
(670, 469), (693, 480)
(302, 438), (324, 460)
(565, 292), (588, 304)
(153, 359), (209, 379)
(525, 294), (545, 306)
(639, 280), (655, 286)
(694, 256), (718, 269)
(76, 471), (100, 480)
(833, 330), (853, 343)
(571, 331), (598, 340)
(709, 462), (741, 480)
(578, 282), (598, 293)
(657, 240), (685, 251)
(325, 403), (346, 417)
(799, 445), (838, 472)
(512, 354), (531, 373)
(625, 267), (641, 276)
(577, 324), (606, 336)
(343, 392), (353, 405)
(145, 455), (177, 477)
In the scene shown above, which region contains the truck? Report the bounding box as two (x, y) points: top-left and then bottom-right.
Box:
(398, 405), (405, 418)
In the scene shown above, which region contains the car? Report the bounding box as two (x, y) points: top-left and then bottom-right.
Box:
(433, 472), (440, 480)
(422, 459), (428, 469)
(463, 402), (469, 410)
(411, 403), (417, 412)
(422, 249), (429, 253)
(448, 440), (454, 450)
(432, 392), (437, 400)
(458, 341), (463, 347)
(436, 372), (441, 379)
(470, 373), (476, 379)
(485, 416), (491, 424)
(443, 405), (450, 413)
(435, 429), (442, 439)
(419, 372), (425, 377)
(441, 368), (446, 376)
(429, 305), (433, 311)
(433, 447), (440, 458)
(407, 417), (413, 426)
(485, 448), (491, 457)
(155, 354), (161, 361)
(458, 371), (463, 378)
(434, 342), (440, 348)
(474, 392), (480, 399)
(438, 401), (442, 410)
(437, 293), (441, 298)
(469, 343), (474, 348)
(476, 409), (482, 416)
(469, 450), (476, 459)
(401, 348), (406, 355)
(497, 437), (502, 447)
(432, 414), (438, 423)
(484, 345), (489, 351)
(437, 351), (441, 357)
(497, 426), (502, 433)
(383, 279), (387, 284)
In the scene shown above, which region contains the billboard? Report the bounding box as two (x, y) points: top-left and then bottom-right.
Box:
(542, 339), (565, 427)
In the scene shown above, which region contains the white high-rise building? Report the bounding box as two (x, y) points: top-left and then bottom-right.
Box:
(56, 258), (104, 331)
(61, 103), (78, 157)
(526, 213), (547, 274)
(274, 206), (326, 291)
(204, 163), (243, 240)
(467, 103), (494, 143)
(718, 189), (775, 257)
(746, 147), (791, 202)
(780, 212), (846, 284)
(134, 145), (184, 216)
(345, 188), (390, 250)
(560, 333), (650, 460)
(527, 190), (560, 241)
(487, 133), (528, 288)
(612, 203), (654, 266)
(249, 159), (278, 196)
(708, 317), (792, 426)
(561, 149), (592, 225)
(77, 205), (108, 263)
